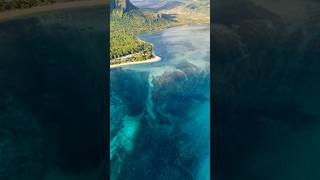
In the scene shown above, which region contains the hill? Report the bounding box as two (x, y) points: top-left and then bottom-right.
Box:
(158, 0), (210, 24)
(110, 0), (210, 66)
(110, 0), (137, 14)
(110, 0), (173, 65)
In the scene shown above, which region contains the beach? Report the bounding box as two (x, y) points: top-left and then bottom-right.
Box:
(110, 55), (161, 69)
(0, 0), (108, 22)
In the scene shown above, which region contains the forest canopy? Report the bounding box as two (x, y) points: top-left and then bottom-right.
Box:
(110, 8), (173, 63)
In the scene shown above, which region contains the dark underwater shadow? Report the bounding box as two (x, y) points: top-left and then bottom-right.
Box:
(212, 0), (320, 179)
(0, 6), (108, 180)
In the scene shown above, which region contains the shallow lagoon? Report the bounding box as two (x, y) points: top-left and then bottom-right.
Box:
(110, 25), (210, 180)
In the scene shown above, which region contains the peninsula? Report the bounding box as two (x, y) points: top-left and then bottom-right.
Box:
(110, 0), (209, 68)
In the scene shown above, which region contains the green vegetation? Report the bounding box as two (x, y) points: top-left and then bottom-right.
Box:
(110, 0), (210, 65)
(110, 7), (174, 65)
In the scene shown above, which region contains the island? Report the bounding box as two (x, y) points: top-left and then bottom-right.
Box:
(110, 0), (209, 68)
(110, 1), (210, 180)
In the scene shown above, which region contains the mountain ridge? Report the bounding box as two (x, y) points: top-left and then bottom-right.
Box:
(110, 0), (137, 13)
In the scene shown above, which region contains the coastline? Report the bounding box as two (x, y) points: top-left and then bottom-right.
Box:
(0, 0), (108, 22)
(110, 36), (161, 69)
(110, 24), (209, 69)
(110, 55), (161, 69)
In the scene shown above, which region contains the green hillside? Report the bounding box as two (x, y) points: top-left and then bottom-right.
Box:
(110, 0), (136, 13)
(110, 1), (173, 64)
(110, 0), (210, 65)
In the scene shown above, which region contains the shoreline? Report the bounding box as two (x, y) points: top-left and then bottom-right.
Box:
(110, 55), (161, 69)
(110, 36), (161, 69)
(110, 24), (209, 69)
(0, 0), (108, 22)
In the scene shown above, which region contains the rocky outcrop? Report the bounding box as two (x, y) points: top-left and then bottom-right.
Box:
(110, 0), (137, 13)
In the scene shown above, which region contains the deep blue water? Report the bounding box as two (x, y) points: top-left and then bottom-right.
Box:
(0, 7), (107, 180)
(110, 25), (210, 180)
(213, 1), (320, 179)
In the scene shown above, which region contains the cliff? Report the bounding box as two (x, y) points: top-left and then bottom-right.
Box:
(110, 0), (137, 13)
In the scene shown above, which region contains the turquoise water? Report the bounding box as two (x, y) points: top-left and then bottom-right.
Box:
(110, 25), (210, 180)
